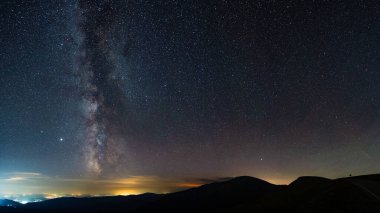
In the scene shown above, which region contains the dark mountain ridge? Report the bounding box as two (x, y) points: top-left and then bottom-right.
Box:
(1, 174), (379, 213)
(0, 199), (22, 208)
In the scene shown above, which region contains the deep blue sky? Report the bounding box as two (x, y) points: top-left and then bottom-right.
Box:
(0, 0), (379, 196)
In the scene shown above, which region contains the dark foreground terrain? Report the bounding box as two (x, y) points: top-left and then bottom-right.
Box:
(1, 174), (379, 213)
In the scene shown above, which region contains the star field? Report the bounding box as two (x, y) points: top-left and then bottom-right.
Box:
(0, 0), (379, 197)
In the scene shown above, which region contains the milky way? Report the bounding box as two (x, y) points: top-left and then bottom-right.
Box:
(1, 0), (379, 189)
(77, 0), (128, 176)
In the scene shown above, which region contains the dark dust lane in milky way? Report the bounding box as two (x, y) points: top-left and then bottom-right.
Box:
(77, 0), (130, 176)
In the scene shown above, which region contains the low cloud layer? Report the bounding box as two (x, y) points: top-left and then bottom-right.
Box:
(0, 172), (229, 202)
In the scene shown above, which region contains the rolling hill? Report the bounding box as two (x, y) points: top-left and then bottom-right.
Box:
(1, 174), (379, 213)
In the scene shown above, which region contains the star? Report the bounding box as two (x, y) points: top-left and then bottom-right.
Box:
(0, 0), (378, 198)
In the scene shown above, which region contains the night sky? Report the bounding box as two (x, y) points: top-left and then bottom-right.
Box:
(1, 0), (380, 200)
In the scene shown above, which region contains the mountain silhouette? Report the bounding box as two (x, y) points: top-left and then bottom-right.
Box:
(0, 199), (22, 208)
(23, 193), (162, 212)
(0, 174), (379, 213)
(139, 176), (285, 213)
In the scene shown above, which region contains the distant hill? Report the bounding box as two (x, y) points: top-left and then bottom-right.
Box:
(3, 174), (380, 213)
(0, 199), (22, 208)
(24, 193), (162, 212)
(140, 176), (286, 213)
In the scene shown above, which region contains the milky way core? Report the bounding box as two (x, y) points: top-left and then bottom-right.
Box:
(77, 0), (128, 176)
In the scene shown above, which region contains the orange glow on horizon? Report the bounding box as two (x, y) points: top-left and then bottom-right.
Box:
(175, 182), (202, 188)
(113, 190), (141, 196)
(0, 171), (299, 198)
(261, 177), (294, 185)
